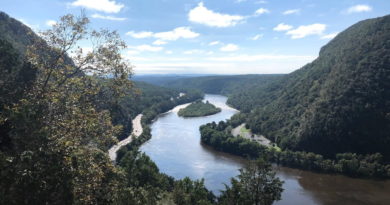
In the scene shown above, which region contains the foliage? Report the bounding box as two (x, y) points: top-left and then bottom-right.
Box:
(218, 158), (283, 205)
(0, 12), (131, 204)
(231, 16), (390, 159)
(172, 177), (215, 205)
(178, 100), (221, 117)
(162, 74), (282, 97)
(201, 121), (390, 178)
(200, 122), (268, 159)
(141, 89), (203, 125)
(161, 15), (390, 160)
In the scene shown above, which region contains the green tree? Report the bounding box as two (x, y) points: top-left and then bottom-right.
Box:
(219, 158), (283, 205)
(0, 12), (132, 204)
(172, 177), (215, 205)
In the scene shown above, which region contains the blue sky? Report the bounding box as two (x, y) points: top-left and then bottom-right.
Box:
(2, 0), (389, 74)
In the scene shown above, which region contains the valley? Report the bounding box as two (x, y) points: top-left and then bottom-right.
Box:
(0, 4), (389, 204)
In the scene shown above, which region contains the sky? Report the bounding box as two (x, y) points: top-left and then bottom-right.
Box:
(1, 0), (390, 75)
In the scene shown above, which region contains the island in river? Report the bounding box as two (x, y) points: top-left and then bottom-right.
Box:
(178, 99), (221, 117)
(140, 94), (390, 205)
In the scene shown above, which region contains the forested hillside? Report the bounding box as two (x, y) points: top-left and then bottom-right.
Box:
(0, 12), (210, 204)
(219, 15), (390, 160)
(96, 80), (202, 140)
(239, 15), (390, 158)
(159, 74), (283, 96)
(160, 15), (390, 160)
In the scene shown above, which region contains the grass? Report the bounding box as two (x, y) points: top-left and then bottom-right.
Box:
(240, 126), (251, 136)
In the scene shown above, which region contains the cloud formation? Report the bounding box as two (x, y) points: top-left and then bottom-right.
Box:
(254, 8), (270, 15)
(126, 31), (154, 38)
(70, 0), (124, 13)
(152, 40), (168, 45)
(251, 34), (263, 40)
(91, 14), (126, 21)
(126, 27), (199, 41)
(46, 20), (56, 26)
(273, 23), (293, 31)
(346, 4), (372, 14)
(286, 24), (326, 39)
(129, 45), (164, 52)
(321, 32), (339, 39)
(154, 27), (199, 41)
(209, 41), (220, 46)
(188, 2), (244, 27)
(220, 44), (239, 52)
(283, 9), (300, 15)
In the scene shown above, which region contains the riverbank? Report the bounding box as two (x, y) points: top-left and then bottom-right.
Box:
(108, 114), (143, 161)
(231, 123), (272, 147)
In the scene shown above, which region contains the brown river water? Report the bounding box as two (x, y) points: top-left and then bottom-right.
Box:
(140, 94), (390, 205)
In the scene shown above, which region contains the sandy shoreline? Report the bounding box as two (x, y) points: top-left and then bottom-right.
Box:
(108, 114), (143, 161)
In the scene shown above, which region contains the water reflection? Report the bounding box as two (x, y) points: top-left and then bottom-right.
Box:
(140, 94), (390, 204)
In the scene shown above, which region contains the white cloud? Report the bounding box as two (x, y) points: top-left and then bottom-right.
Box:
(154, 27), (199, 41)
(321, 32), (339, 39)
(165, 50), (173, 55)
(286, 23), (326, 39)
(152, 40), (168, 45)
(126, 31), (154, 38)
(129, 45), (164, 52)
(251, 34), (263, 40)
(208, 54), (315, 62)
(346, 4), (372, 14)
(188, 2), (245, 27)
(91, 14), (126, 21)
(46, 20), (56, 26)
(209, 41), (220, 46)
(220, 44), (239, 52)
(254, 8), (270, 16)
(273, 23), (293, 31)
(126, 27), (199, 41)
(283, 9), (300, 15)
(70, 0), (124, 13)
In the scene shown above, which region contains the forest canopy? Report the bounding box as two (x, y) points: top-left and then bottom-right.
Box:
(178, 100), (221, 117)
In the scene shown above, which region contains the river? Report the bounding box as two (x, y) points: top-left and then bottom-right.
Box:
(140, 94), (390, 205)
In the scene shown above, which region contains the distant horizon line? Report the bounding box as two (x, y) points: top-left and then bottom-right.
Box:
(132, 73), (287, 76)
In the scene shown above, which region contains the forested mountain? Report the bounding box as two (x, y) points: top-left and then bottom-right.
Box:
(0, 11), (40, 54)
(204, 15), (389, 160)
(238, 15), (390, 158)
(160, 15), (390, 160)
(160, 74), (283, 96)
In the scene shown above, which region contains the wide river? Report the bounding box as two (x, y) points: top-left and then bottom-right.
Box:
(140, 94), (390, 205)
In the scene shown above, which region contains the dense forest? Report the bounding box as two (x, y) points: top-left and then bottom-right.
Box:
(161, 74), (283, 97)
(178, 100), (221, 117)
(0, 11), (285, 204)
(200, 120), (390, 178)
(158, 15), (390, 161)
(97, 80), (203, 140)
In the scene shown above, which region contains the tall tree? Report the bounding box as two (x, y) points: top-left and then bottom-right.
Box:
(0, 13), (133, 204)
(219, 158), (284, 205)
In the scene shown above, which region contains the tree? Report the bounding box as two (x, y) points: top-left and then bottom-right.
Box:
(172, 177), (215, 205)
(219, 158), (284, 205)
(0, 12), (133, 204)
